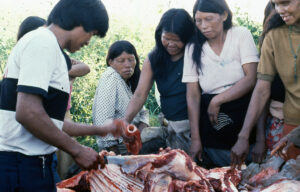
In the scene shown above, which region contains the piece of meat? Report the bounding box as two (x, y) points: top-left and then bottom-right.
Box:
(171, 179), (214, 192)
(206, 167), (241, 192)
(57, 149), (242, 192)
(56, 171), (90, 191)
(248, 167), (278, 187)
(124, 124), (142, 155)
(259, 179), (300, 192)
(57, 165), (144, 192)
(143, 173), (173, 192)
(113, 120), (142, 155)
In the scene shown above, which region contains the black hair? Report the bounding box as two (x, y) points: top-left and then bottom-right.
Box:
(106, 40), (141, 93)
(17, 16), (46, 41)
(259, 2), (284, 50)
(47, 0), (109, 37)
(149, 8), (194, 79)
(190, 0), (232, 71)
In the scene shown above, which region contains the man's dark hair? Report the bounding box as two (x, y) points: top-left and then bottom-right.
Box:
(17, 16), (46, 41)
(106, 40), (141, 93)
(190, 0), (233, 71)
(47, 0), (109, 37)
(149, 8), (195, 79)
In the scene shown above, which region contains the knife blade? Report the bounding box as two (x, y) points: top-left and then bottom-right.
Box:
(103, 155), (158, 174)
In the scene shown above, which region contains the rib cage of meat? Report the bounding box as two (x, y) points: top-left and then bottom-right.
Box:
(57, 149), (241, 192)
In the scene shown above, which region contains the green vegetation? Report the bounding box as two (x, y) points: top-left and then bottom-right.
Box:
(0, 7), (262, 150)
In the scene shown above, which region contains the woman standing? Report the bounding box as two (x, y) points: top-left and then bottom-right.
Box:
(93, 40), (149, 155)
(183, 0), (259, 167)
(231, 0), (300, 167)
(124, 8), (195, 154)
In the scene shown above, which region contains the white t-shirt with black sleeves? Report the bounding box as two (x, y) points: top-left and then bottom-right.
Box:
(182, 26), (259, 94)
(0, 27), (70, 156)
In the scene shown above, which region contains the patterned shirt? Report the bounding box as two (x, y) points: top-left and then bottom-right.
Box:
(92, 67), (149, 148)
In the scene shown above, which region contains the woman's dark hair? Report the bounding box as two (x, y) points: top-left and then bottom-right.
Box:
(149, 8), (194, 79)
(190, 0), (232, 71)
(47, 0), (109, 37)
(259, 2), (284, 50)
(106, 40), (141, 93)
(17, 16), (46, 41)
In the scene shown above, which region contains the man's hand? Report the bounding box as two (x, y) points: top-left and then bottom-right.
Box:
(251, 140), (266, 163)
(231, 137), (249, 169)
(189, 139), (202, 162)
(99, 150), (116, 169)
(207, 97), (221, 125)
(72, 146), (100, 170)
(270, 136), (292, 160)
(110, 119), (134, 142)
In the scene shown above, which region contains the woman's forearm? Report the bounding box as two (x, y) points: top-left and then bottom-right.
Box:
(255, 100), (270, 142)
(125, 92), (148, 123)
(187, 82), (201, 141)
(239, 80), (271, 139)
(213, 63), (257, 105)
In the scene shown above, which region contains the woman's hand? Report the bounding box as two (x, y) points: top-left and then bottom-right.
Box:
(270, 136), (292, 160)
(231, 136), (249, 169)
(189, 138), (203, 162)
(251, 140), (266, 163)
(207, 96), (221, 125)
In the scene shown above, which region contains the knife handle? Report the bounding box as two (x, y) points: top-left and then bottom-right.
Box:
(103, 155), (108, 164)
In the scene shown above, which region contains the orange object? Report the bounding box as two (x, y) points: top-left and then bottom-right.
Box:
(112, 120), (142, 155)
(283, 123), (300, 160)
(124, 124), (142, 155)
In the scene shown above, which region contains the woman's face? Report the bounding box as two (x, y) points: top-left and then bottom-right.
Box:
(109, 51), (137, 80)
(161, 32), (185, 56)
(194, 11), (227, 39)
(272, 0), (300, 25)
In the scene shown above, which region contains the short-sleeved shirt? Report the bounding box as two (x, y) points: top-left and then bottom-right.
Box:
(150, 56), (188, 121)
(182, 26), (259, 94)
(92, 67), (149, 148)
(0, 27), (70, 155)
(257, 25), (300, 126)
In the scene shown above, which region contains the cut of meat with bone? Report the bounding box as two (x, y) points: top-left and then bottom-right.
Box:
(57, 149), (241, 192)
(89, 165), (144, 192)
(56, 171), (90, 191)
(206, 167), (241, 192)
(143, 173), (173, 192)
(57, 165), (144, 192)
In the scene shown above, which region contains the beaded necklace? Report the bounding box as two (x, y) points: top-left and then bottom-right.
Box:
(288, 26), (300, 83)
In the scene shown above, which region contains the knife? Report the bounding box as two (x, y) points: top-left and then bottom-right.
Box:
(103, 155), (158, 174)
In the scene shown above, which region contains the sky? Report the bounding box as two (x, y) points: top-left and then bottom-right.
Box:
(0, 0), (270, 20)
(0, 0), (270, 38)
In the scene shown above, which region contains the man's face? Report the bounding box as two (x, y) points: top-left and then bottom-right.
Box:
(66, 26), (96, 53)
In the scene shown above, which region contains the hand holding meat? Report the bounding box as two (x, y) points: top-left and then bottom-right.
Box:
(231, 136), (249, 169)
(72, 145), (100, 170)
(251, 140), (266, 163)
(270, 136), (292, 160)
(111, 119), (142, 155)
(189, 138), (202, 162)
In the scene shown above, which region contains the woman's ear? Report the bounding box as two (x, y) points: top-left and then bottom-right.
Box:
(108, 59), (113, 67)
(222, 11), (228, 22)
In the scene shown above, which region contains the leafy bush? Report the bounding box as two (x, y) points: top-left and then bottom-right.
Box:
(233, 8), (262, 46)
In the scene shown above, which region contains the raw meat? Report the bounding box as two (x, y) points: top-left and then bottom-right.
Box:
(57, 149), (242, 192)
(259, 180), (300, 192)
